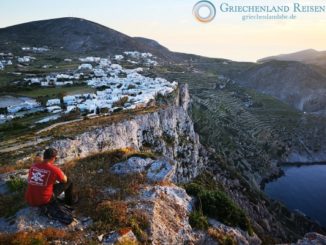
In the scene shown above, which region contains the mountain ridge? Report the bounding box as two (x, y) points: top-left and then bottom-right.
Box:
(258, 49), (326, 75)
(235, 60), (326, 114)
(0, 17), (179, 60)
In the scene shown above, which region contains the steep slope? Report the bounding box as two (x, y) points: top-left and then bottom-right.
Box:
(0, 17), (177, 60)
(235, 61), (326, 114)
(0, 84), (262, 244)
(153, 61), (326, 242)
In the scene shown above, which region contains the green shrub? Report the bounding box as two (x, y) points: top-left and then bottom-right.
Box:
(0, 192), (26, 217)
(198, 190), (252, 233)
(7, 177), (27, 192)
(185, 178), (253, 235)
(185, 183), (204, 196)
(162, 132), (175, 145)
(189, 211), (209, 230)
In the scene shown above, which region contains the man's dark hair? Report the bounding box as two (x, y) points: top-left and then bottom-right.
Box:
(43, 148), (58, 160)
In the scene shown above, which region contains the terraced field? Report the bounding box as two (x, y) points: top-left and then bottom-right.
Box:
(154, 62), (325, 186)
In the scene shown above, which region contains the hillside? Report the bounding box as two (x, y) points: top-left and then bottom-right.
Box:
(258, 49), (321, 63)
(234, 61), (326, 114)
(0, 17), (176, 60)
(258, 49), (326, 73)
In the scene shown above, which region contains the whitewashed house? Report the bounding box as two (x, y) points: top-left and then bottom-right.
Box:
(78, 64), (93, 70)
(46, 99), (61, 107)
(63, 95), (77, 105)
(114, 55), (124, 61)
(7, 101), (40, 114)
(47, 106), (62, 113)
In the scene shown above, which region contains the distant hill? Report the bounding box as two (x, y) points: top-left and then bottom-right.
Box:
(258, 49), (326, 74)
(0, 17), (177, 60)
(235, 61), (326, 114)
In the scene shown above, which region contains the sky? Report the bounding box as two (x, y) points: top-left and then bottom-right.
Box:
(1, 0), (326, 62)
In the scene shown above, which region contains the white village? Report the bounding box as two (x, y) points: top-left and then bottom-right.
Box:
(0, 50), (177, 125)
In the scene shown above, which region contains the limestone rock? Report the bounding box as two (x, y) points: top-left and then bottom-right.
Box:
(0, 170), (28, 194)
(136, 185), (195, 244)
(110, 157), (153, 175)
(208, 219), (262, 245)
(146, 159), (175, 182)
(102, 229), (138, 245)
(0, 207), (91, 233)
(51, 84), (207, 183)
(283, 232), (326, 245)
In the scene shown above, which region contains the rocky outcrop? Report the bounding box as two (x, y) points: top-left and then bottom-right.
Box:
(102, 229), (138, 245)
(110, 156), (260, 245)
(208, 219), (261, 245)
(0, 207), (92, 233)
(137, 185), (195, 244)
(111, 157), (176, 183)
(282, 232), (326, 245)
(235, 61), (326, 114)
(51, 84), (207, 183)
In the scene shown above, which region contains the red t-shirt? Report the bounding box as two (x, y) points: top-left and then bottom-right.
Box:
(25, 162), (65, 206)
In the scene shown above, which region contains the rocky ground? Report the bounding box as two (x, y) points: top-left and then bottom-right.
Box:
(0, 154), (264, 244)
(0, 84), (325, 244)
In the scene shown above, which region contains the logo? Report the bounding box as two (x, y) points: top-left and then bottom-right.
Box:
(193, 1), (217, 23)
(29, 167), (50, 186)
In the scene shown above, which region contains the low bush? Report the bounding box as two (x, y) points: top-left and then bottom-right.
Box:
(185, 177), (253, 235)
(6, 176), (27, 192)
(198, 190), (252, 234)
(0, 192), (26, 217)
(189, 211), (209, 230)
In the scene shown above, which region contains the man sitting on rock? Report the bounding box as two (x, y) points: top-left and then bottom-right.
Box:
(25, 148), (78, 224)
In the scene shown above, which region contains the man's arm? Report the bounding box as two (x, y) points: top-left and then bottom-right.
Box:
(55, 166), (68, 183)
(61, 174), (68, 183)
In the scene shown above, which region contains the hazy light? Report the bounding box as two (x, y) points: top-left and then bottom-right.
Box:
(0, 0), (325, 62)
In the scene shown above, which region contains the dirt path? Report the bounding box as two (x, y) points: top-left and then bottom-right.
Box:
(0, 137), (52, 153)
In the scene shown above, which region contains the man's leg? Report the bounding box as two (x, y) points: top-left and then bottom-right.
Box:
(53, 181), (75, 205)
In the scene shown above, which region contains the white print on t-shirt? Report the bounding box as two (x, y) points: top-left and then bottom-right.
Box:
(28, 167), (50, 186)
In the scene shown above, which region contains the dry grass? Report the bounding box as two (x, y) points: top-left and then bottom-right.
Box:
(93, 200), (128, 232)
(41, 106), (161, 138)
(207, 227), (237, 245)
(62, 148), (150, 208)
(0, 148), (153, 243)
(61, 148), (152, 242)
(0, 228), (77, 245)
(0, 159), (32, 174)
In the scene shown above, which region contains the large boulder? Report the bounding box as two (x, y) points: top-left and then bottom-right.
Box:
(146, 159), (175, 182)
(110, 157), (153, 175)
(0, 207), (92, 233)
(289, 232), (326, 245)
(136, 185), (195, 244)
(208, 219), (261, 245)
(111, 157), (176, 183)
